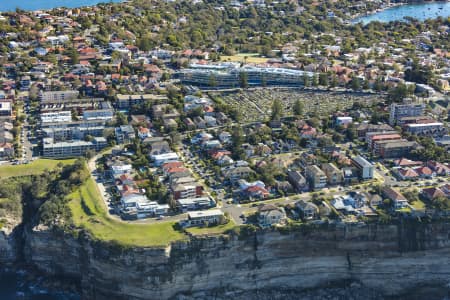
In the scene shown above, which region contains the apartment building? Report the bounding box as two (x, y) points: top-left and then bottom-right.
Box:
(351, 156), (374, 180)
(379, 140), (419, 159)
(305, 165), (327, 190)
(39, 90), (79, 103)
(321, 163), (343, 185)
(389, 100), (425, 125)
(43, 137), (107, 157)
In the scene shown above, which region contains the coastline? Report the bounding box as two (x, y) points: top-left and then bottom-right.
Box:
(350, 2), (405, 22)
(351, 0), (450, 23)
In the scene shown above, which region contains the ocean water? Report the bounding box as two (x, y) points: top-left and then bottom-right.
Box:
(355, 2), (450, 24)
(0, 0), (122, 12)
(0, 268), (80, 300)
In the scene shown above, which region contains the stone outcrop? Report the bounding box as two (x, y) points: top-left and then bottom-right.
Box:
(20, 221), (450, 299)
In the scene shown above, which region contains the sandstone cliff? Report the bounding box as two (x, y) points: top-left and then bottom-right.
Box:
(20, 221), (450, 299)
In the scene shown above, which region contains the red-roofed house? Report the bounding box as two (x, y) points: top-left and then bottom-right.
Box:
(244, 185), (270, 199)
(395, 168), (419, 180)
(427, 161), (450, 176)
(421, 187), (446, 201)
(394, 158), (423, 167)
(414, 166), (435, 179)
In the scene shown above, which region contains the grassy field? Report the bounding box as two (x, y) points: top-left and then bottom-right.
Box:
(68, 177), (188, 247)
(0, 159), (76, 178)
(185, 219), (236, 235)
(220, 53), (269, 64)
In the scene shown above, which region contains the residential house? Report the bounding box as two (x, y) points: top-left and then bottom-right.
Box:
(382, 186), (408, 209)
(149, 140), (171, 156)
(137, 127), (151, 139)
(414, 166), (435, 179)
(0, 142), (14, 159)
(427, 161), (450, 176)
(369, 194), (383, 207)
(421, 187), (446, 201)
(172, 182), (203, 199)
(184, 209), (224, 227)
(176, 197), (216, 212)
(395, 168), (419, 180)
(115, 125), (136, 144)
(151, 152), (179, 166)
(258, 204), (286, 227)
(296, 200), (319, 220)
(223, 166), (254, 182)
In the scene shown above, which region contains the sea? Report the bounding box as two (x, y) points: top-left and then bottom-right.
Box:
(0, 268), (80, 300)
(0, 0), (122, 12)
(355, 1), (450, 24)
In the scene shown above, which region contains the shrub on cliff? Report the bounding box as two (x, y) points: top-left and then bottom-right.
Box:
(227, 224), (258, 240)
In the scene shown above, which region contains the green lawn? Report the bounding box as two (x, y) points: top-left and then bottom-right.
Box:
(68, 177), (187, 247)
(411, 200), (426, 210)
(0, 159), (76, 178)
(185, 219), (236, 235)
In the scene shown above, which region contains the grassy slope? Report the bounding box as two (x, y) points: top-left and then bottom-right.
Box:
(185, 220), (236, 235)
(0, 159), (76, 178)
(68, 177), (188, 247)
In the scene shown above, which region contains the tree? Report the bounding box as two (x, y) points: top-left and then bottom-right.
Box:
(116, 112), (128, 125)
(312, 74), (319, 87)
(271, 99), (283, 121)
(351, 76), (360, 91)
(231, 126), (245, 159)
(239, 72), (248, 88)
(208, 74), (217, 87)
(293, 99), (304, 117)
(68, 48), (79, 65)
(85, 149), (96, 160)
(330, 74), (338, 88)
(303, 75), (310, 87)
(319, 73), (328, 87)
(137, 36), (153, 51)
(387, 83), (410, 103)
(373, 78), (383, 92)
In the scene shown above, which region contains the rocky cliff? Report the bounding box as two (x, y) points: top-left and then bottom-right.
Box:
(18, 221), (450, 299)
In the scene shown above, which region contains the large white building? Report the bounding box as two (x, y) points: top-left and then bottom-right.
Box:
(351, 156), (374, 180)
(178, 64), (314, 88)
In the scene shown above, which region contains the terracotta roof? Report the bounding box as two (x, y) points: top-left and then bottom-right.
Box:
(422, 187), (446, 200)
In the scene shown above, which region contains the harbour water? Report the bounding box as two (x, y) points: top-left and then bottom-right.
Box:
(0, 0), (122, 12)
(355, 1), (450, 24)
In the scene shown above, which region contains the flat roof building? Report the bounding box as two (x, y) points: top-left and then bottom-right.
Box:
(351, 155), (374, 180)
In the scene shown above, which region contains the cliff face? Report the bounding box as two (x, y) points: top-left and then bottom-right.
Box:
(22, 221), (450, 299)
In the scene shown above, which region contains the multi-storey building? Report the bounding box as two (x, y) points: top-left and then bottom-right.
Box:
(305, 165), (327, 190)
(321, 163), (343, 185)
(351, 156), (374, 180)
(39, 90), (79, 103)
(389, 100), (425, 125)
